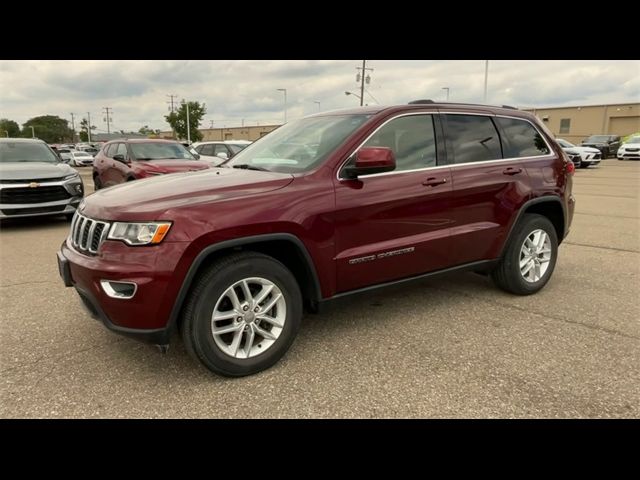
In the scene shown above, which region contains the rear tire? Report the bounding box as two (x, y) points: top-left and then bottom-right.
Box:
(491, 214), (558, 295)
(181, 252), (303, 377)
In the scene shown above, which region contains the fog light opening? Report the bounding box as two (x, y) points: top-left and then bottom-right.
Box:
(100, 280), (137, 299)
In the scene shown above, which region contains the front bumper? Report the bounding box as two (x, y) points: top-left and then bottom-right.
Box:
(57, 237), (191, 344)
(618, 150), (640, 159)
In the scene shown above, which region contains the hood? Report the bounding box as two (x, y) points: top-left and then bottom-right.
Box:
(134, 159), (211, 174)
(572, 146), (601, 154)
(83, 167), (294, 220)
(0, 161), (77, 181)
(582, 142), (605, 147)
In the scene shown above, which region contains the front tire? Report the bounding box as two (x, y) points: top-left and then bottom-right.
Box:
(181, 252), (303, 377)
(491, 214), (558, 295)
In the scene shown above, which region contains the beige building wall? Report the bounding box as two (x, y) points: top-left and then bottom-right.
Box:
(523, 103), (640, 144)
(159, 125), (280, 142)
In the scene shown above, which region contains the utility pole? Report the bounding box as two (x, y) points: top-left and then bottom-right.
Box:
(186, 102), (191, 144)
(241, 118), (245, 127)
(356, 60), (373, 107)
(166, 94), (178, 113)
(87, 112), (92, 143)
(70, 113), (76, 142)
(210, 120), (214, 129)
(167, 94), (178, 139)
(102, 107), (113, 134)
(30, 126), (35, 138)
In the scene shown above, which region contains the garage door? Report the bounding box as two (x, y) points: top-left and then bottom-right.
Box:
(609, 116), (640, 136)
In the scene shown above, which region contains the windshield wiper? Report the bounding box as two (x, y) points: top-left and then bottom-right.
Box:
(232, 164), (270, 172)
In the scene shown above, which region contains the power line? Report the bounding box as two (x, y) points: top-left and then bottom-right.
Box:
(364, 88), (380, 104)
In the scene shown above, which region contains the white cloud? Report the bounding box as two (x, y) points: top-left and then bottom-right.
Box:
(0, 60), (638, 132)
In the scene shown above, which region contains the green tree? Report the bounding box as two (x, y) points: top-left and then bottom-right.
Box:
(78, 118), (97, 142)
(138, 125), (161, 136)
(0, 118), (21, 138)
(21, 115), (73, 143)
(164, 100), (206, 142)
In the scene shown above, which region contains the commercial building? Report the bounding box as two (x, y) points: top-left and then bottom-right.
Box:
(159, 124), (280, 142)
(523, 103), (639, 144)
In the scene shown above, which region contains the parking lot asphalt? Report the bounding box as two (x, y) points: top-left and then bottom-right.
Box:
(1, 162), (639, 418)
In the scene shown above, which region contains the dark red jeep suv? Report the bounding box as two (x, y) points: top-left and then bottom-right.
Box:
(92, 139), (211, 189)
(57, 102), (575, 377)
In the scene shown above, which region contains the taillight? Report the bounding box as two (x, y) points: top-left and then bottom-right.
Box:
(560, 150), (575, 175)
(566, 160), (575, 175)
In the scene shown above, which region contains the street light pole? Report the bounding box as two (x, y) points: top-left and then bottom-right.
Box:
(30, 126), (35, 138)
(3, 130), (9, 138)
(483, 60), (489, 103)
(314, 101), (321, 111)
(87, 112), (92, 143)
(277, 89), (287, 123)
(442, 87), (450, 101)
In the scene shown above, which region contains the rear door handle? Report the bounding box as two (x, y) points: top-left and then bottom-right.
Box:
(502, 167), (523, 176)
(422, 177), (448, 187)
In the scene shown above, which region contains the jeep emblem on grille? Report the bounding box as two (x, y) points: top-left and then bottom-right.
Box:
(29, 182), (40, 188)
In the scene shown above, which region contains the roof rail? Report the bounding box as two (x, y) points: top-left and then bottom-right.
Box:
(501, 104), (518, 110)
(408, 99), (434, 104)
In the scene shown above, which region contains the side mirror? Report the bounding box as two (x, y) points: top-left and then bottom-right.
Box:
(193, 152), (201, 160)
(217, 151), (229, 160)
(113, 154), (128, 164)
(343, 147), (396, 179)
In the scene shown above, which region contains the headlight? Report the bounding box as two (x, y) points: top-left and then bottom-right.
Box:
(64, 172), (80, 180)
(566, 150), (579, 155)
(108, 222), (172, 245)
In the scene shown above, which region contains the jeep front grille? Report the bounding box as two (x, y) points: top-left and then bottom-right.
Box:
(70, 213), (110, 254)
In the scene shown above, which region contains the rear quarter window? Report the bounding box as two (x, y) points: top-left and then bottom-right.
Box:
(496, 117), (550, 158)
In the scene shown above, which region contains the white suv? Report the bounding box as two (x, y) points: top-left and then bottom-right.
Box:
(192, 140), (252, 161)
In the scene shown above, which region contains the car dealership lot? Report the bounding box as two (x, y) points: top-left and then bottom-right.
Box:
(1, 162), (638, 418)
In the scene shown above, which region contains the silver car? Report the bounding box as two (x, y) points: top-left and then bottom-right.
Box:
(0, 138), (84, 220)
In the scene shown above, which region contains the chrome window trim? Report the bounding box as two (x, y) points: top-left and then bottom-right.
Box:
(336, 111), (555, 181)
(337, 112), (439, 181)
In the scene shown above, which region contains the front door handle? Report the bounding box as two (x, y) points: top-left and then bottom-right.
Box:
(503, 167), (523, 176)
(422, 177), (448, 187)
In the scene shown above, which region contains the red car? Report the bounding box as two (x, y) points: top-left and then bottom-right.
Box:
(92, 139), (211, 189)
(58, 101), (575, 377)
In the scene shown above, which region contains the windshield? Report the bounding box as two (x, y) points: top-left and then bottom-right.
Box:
(557, 139), (574, 148)
(130, 142), (196, 160)
(228, 143), (249, 154)
(625, 137), (640, 144)
(226, 115), (370, 173)
(585, 135), (610, 143)
(0, 142), (60, 163)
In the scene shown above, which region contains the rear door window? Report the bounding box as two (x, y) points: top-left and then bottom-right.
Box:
(444, 114), (502, 163)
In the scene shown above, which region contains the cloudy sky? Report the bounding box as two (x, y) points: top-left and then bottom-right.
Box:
(1, 60), (638, 133)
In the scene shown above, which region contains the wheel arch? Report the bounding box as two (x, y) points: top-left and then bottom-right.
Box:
(168, 233), (322, 332)
(500, 197), (566, 258)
